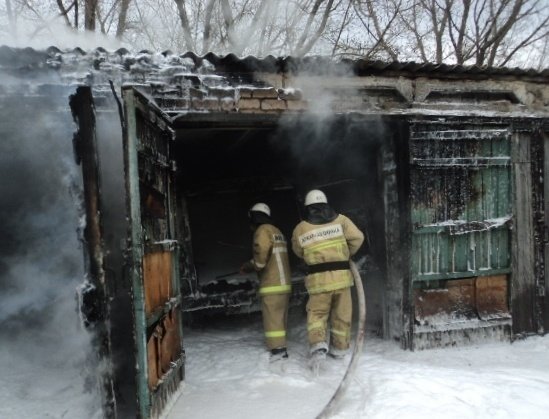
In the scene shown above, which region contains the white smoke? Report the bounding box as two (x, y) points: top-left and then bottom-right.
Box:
(0, 15), (122, 50)
(0, 84), (101, 417)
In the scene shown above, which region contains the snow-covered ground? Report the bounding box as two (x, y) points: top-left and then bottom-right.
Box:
(0, 312), (101, 419)
(1, 304), (548, 418)
(166, 310), (549, 419)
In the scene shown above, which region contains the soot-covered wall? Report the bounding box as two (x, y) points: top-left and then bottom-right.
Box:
(95, 109), (137, 417)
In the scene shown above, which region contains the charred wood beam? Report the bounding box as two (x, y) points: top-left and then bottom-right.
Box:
(172, 111), (279, 130)
(543, 127), (549, 332)
(531, 124), (546, 334)
(382, 120), (411, 346)
(122, 87), (152, 419)
(109, 80), (125, 135)
(70, 86), (117, 418)
(511, 129), (537, 337)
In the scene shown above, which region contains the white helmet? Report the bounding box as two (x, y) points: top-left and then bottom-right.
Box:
(304, 189), (327, 206)
(249, 202), (271, 217)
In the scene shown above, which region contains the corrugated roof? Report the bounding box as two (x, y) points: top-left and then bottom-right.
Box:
(1, 46), (548, 82)
(182, 52), (549, 80)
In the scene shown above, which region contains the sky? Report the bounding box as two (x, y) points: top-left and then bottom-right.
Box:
(0, 1), (547, 69)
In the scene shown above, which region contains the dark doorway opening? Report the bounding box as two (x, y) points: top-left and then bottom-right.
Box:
(173, 113), (388, 333)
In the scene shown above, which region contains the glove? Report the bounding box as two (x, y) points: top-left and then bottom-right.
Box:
(239, 260), (254, 274)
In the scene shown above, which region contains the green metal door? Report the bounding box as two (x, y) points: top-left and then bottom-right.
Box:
(410, 122), (512, 313)
(411, 123), (512, 281)
(122, 87), (185, 418)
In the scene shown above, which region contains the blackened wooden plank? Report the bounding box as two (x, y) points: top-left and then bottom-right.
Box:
(541, 129), (549, 332)
(69, 86), (117, 417)
(122, 87), (151, 418)
(386, 121), (412, 347)
(511, 131), (537, 335)
(530, 126), (545, 334)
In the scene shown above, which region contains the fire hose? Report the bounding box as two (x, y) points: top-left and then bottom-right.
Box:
(316, 260), (366, 419)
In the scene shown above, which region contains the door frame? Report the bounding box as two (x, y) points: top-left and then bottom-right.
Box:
(122, 86), (185, 418)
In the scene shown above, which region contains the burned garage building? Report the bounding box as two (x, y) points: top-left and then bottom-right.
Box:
(1, 45), (548, 418)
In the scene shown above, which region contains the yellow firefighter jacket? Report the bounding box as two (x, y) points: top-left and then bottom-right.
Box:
(291, 214), (364, 294)
(250, 224), (292, 296)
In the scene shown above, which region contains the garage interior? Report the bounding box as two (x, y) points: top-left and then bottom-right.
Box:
(172, 112), (389, 335)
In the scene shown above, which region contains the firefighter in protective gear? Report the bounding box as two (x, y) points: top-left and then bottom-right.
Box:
(291, 190), (364, 361)
(240, 203), (292, 361)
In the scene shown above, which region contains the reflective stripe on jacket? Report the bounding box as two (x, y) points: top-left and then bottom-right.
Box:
(252, 224), (292, 296)
(291, 214), (364, 294)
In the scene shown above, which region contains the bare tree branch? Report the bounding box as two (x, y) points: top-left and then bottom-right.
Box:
(85, 0), (98, 31)
(294, 0), (325, 54)
(232, 0), (269, 55)
(202, 0), (216, 53)
(5, 0), (20, 37)
(173, 0), (196, 51)
(294, 0), (336, 56)
(404, 0), (428, 61)
(133, 0), (160, 50)
(536, 31), (549, 70)
(365, 0), (401, 60)
(220, 0), (233, 35)
(421, 0), (449, 62)
(446, 0), (471, 64)
(55, 0), (73, 26)
(485, 0), (524, 65)
(258, 0), (276, 56)
(8, 0), (548, 68)
(332, 0), (352, 57)
(116, 0), (132, 38)
(499, 17), (549, 66)
(96, 0), (122, 34)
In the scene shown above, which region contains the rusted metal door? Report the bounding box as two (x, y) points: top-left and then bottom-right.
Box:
(122, 87), (185, 418)
(410, 121), (512, 330)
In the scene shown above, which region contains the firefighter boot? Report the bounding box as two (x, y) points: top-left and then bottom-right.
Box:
(328, 347), (349, 359)
(270, 347), (289, 363)
(309, 342), (328, 374)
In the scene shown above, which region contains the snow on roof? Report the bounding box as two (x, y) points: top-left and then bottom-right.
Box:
(1, 46), (547, 117)
(1, 45), (549, 83)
